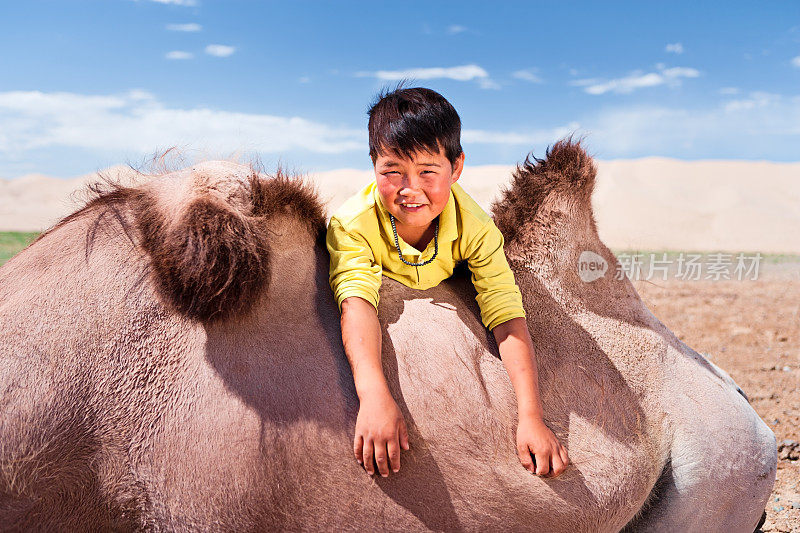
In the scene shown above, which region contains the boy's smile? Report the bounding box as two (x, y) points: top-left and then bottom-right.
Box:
(374, 146), (465, 249)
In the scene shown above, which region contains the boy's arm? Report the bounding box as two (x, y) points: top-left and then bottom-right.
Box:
(493, 317), (570, 478)
(492, 317), (543, 420)
(326, 219), (409, 476)
(464, 220), (568, 476)
(340, 296), (390, 400)
(340, 296), (409, 476)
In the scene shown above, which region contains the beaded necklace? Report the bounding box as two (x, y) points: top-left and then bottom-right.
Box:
(388, 213), (439, 267)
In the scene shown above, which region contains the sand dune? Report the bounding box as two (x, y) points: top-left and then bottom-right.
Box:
(1, 158), (798, 253)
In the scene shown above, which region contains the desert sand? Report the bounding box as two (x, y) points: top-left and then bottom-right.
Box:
(2, 158), (799, 254)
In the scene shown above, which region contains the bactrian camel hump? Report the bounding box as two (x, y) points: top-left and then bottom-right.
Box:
(492, 135), (598, 243)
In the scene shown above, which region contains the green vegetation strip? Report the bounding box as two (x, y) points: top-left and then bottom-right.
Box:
(609, 249), (800, 264)
(2, 232), (798, 268)
(0, 232), (40, 266)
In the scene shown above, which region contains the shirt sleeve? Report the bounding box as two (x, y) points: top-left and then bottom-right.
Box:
(326, 217), (382, 313)
(464, 219), (527, 331)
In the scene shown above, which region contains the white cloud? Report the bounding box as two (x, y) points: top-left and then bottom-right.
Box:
(356, 64), (499, 89)
(659, 66), (699, 78)
(205, 44), (236, 57)
(722, 91), (781, 112)
(1, 89), (798, 171)
(478, 79), (501, 90)
(0, 90), (589, 167)
(127, 89), (157, 102)
(580, 93), (800, 157)
(719, 87), (739, 95)
(665, 42), (684, 54)
(0, 90), (364, 155)
(447, 25), (467, 35)
(151, 0), (197, 5)
(298, 76), (311, 83)
(165, 51), (193, 60)
(792, 56), (800, 68)
(359, 64), (489, 82)
(574, 73), (662, 95)
(463, 123), (579, 145)
(512, 69), (543, 83)
(166, 23), (201, 32)
(571, 64), (700, 95)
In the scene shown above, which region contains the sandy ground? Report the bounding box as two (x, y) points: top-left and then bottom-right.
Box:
(631, 260), (800, 532)
(2, 157), (800, 254)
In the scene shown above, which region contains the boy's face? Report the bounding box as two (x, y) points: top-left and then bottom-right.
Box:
(373, 145), (465, 232)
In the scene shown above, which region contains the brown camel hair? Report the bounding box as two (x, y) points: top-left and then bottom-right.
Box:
(493, 135), (598, 244)
(30, 163), (327, 324)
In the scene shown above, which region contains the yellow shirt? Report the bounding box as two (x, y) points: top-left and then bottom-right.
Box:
(326, 180), (526, 331)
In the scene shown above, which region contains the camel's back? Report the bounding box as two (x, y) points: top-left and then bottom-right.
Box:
(0, 211), (161, 529)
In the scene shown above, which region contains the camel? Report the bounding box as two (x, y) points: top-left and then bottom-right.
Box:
(0, 139), (776, 532)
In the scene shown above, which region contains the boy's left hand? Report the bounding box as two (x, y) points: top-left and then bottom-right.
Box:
(516, 415), (569, 477)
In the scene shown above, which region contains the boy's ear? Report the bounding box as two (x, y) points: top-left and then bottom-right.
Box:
(451, 152), (465, 184)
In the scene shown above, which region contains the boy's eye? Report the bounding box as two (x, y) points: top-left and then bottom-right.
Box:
(382, 170), (435, 177)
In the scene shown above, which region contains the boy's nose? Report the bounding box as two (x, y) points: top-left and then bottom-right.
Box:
(399, 173), (422, 193)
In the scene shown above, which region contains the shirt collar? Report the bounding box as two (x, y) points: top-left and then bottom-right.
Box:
(372, 182), (459, 256)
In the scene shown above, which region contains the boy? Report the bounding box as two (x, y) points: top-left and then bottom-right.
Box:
(326, 86), (568, 479)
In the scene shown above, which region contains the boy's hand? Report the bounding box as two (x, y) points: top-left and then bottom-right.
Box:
(354, 392), (410, 477)
(516, 415), (569, 477)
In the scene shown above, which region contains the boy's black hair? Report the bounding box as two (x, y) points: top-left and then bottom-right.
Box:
(367, 82), (463, 167)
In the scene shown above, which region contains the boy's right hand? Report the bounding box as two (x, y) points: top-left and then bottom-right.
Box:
(354, 393), (410, 477)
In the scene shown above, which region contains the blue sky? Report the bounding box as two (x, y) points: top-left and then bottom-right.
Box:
(1, 0), (798, 179)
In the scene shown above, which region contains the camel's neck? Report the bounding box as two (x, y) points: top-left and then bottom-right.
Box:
(503, 196), (656, 330)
